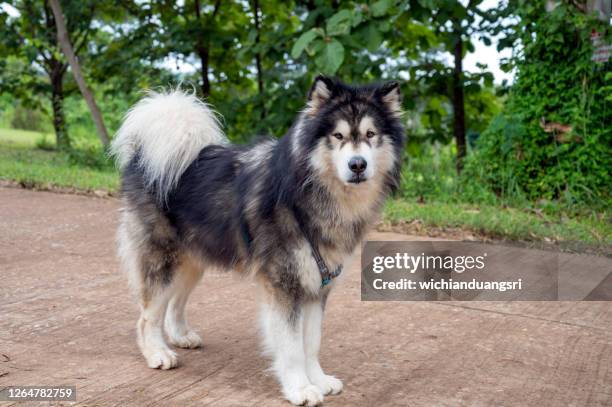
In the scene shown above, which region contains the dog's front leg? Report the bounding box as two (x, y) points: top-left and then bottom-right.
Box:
(260, 298), (323, 406)
(303, 299), (343, 396)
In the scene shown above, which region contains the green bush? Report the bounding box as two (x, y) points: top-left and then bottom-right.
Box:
(399, 142), (509, 207)
(399, 144), (457, 201)
(35, 134), (55, 151)
(65, 145), (113, 170)
(461, 3), (611, 211)
(10, 104), (47, 132)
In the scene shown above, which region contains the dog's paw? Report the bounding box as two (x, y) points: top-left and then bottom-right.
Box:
(311, 374), (343, 396)
(168, 330), (203, 349)
(144, 347), (178, 370)
(285, 384), (324, 406)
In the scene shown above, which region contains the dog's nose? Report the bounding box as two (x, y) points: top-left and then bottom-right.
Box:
(348, 156), (367, 174)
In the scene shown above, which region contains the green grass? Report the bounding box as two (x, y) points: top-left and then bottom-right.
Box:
(0, 128), (119, 192)
(0, 127), (53, 146)
(384, 199), (611, 251)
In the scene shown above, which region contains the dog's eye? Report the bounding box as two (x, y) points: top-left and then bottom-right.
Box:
(333, 133), (343, 140)
(366, 130), (376, 138)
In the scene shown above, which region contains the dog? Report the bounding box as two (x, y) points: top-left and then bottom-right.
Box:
(112, 75), (404, 406)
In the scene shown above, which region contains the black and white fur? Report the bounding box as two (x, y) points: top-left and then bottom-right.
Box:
(113, 76), (404, 406)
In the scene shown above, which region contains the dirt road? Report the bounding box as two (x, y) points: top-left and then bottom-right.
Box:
(1, 187), (610, 406)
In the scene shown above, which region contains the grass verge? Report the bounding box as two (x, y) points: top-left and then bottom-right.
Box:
(0, 128), (119, 193)
(383, 199), (610, 253)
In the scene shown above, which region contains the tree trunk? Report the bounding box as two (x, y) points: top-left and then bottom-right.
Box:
(49, 0), (110, 148)
(197, 46), (211, 97)
(253, 0), (265, 119)
(452, 29), (466, 173)
(50, 69), (69, 150)
(194, 0), (211, 98)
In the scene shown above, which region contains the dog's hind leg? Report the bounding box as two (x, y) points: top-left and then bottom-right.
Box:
(164, 256), (204, 349)
(137, 281), (178, 369)
(259, 285), (324, 406)
(303, 300), (343, 395)
(118, 211), (179, 370)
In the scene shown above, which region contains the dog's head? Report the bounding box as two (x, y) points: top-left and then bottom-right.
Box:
(300, 75), (404, 191)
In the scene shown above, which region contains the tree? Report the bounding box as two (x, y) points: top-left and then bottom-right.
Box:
(193, 0), (221, 97)
(410, 0), (496, 172)
(0, 0), (102, 149)
(291, 1), (406, 79)
(1, 0), (503, 153)
(290, 0), (497, 172)
(251, 0), (265, 118)
(49, 0), (109, 147)
(131, 0), (242, 99)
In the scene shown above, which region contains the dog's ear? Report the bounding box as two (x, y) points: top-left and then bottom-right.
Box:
(377, 81), (402, 118)
(306, 75), (336, 115)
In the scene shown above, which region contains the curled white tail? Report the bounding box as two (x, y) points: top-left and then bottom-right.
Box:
(111, 89), (226, 200)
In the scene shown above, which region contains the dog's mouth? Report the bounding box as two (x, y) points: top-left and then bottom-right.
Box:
(347, 174), (367, 184)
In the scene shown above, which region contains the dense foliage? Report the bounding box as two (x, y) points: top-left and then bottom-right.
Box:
(462, 2), (611, 210)
(0, 0), (500, 142)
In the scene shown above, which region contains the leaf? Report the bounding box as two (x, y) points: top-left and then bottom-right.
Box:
(465, 82), (481, 93)
(351, 9), (364, 27)
(307, 39), (325, 56)
(417, 0), (436, 10)
(500, 61), (512, 73)
(466, 40), (475, 53)
(363, 24), (383, 52)
(371, 0), (393, 17)
(326, 10), (352, 36)
(378, 20), (391, 32)
(291, 29), (318, 59)
(247, 29), (257, 44)
(315, 39), (345, 75)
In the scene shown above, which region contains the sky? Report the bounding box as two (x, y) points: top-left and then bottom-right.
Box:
(464, 37), (514, 85)
(462, 0), (515, 84)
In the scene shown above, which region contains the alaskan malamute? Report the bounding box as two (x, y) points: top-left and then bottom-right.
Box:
(112, 76), (404, 406)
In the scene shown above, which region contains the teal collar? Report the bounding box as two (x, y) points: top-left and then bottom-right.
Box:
(309, 240), (343, 287)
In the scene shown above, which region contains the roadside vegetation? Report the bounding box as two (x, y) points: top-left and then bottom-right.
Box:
(0, 127), (117, 192)
(386, 141), (610, 251)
